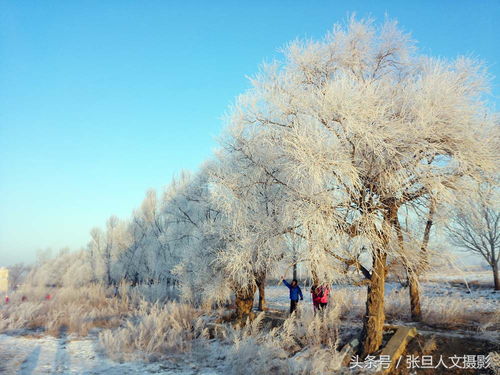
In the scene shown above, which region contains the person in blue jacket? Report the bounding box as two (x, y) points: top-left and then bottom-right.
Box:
(281, 276), (303, 314)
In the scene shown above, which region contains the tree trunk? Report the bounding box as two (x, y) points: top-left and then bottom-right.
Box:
(234, 285), (256, 321)
(293, 263), (298, 281)
(401, 200), (434, 322)
(361, 248), (387, 356)
(106, 265), (112, 286)
(493, 263), (500, 291)
(395, 216), (423, 322)
(311, 269), (319, 285)
(410, 201), (434, 320)
(408, 272), (422, 321)
(419, 201), (435, 270)
(256, 274), (266, 311)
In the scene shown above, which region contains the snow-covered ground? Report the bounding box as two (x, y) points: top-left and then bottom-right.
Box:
(1, 274), (497, 374)
(265, 279), (499, 313)
(419, 281), (499, 309)
(424, 269), (494, 283)
(0, 333), (222, 375)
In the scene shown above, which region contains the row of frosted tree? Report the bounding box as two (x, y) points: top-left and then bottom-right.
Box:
(29, 18), (498, 356)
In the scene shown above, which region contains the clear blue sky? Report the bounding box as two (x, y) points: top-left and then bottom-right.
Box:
(1, 1), (499, 266)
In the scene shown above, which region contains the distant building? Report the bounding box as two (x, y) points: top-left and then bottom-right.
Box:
(0, 268), (8, 293)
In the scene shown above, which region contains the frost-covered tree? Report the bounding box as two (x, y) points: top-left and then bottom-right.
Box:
(395, 197), (436, 322)
(88, 216), (130, 285)
(447, 182), (499, 290)
(116, 189), (176, 285)
(61, 249), (94, 287)
(7, 263), (31, 290)
(88, 227), (105, 283)
(165, 168), (230, 307)
(115, 216), (149, 285)
(82, 173), (218, 291)
(221, 17), (498, 354)
(26, 248), (91, 288)
(210, 148), (292, 314)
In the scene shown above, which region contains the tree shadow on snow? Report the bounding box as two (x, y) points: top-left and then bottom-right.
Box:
(19, 346), (41, 375)
(53, 325), (71, 374)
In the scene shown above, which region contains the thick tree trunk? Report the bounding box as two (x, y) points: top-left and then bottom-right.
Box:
(234, 285), (256, 321)
(293, 263), (298, 281)
(361, 248), (387, 356)
(492, 263), (500, 291)
(256, 274), (266, 311)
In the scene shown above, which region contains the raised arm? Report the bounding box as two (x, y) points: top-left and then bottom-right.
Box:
(282, 279), (291, 289)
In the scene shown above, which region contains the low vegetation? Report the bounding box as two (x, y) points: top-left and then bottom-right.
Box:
(1, 279), (497, 374)
(0, 284), (131, 336)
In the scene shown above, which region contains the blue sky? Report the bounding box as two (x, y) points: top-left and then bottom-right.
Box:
(1, 1), (499, 265)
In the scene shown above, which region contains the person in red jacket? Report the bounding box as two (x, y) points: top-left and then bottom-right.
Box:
(4, 295), (10, 304)
(316, 283), (330, 310)
(311, 284), (321, 310)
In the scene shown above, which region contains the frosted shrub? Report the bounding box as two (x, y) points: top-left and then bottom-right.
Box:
(223, 307), (345, 375)
(384, 289), (410, 321)
(290, 348), (349, 375)
(422, 296), (494, 328)
(280, 304), (341, 350)
(99, 301), (208, 362)
(331, 288), (366, 321)
(223, 314), (290, 375)
(131, 282), (178, 303)
(0, 301), (47, 332)
(226, 337), (290, 375)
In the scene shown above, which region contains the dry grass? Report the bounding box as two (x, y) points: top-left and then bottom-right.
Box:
(97, 300), (347, 373)
(222, 305), (346, 375)
(331, 288), (366, 321)
(2, 281), (496, 374)
(223, 315), (290, 375)
(98, 301), (210, 362)
(0, 283), (132, 336)
(422, 336), (437, 354)
(325, 285), (498, 331)
(326, 287), (410, 322)
(422, 296), (499, 330)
